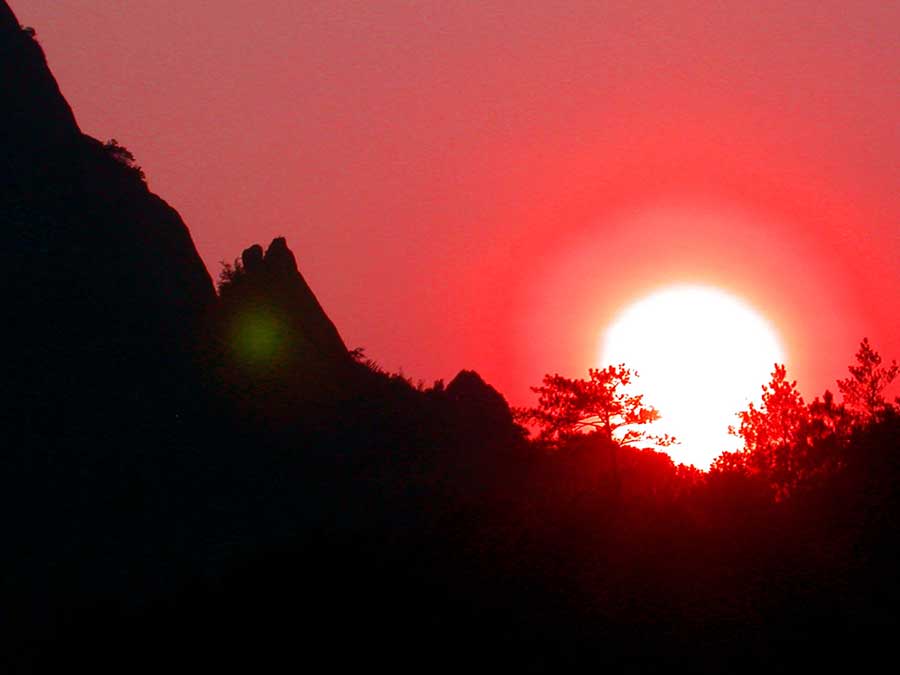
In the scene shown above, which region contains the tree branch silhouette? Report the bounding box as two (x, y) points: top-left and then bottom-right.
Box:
(516, 365), (674, 447)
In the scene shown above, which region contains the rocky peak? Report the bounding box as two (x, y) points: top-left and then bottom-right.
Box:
(0, 2), (80, 152)
(263, 236), (298, 277)
(225, 237), (348, 365)
(0, 2), (19, 31)
(241, 243), (264, 272)
(445, 370), (517, 438)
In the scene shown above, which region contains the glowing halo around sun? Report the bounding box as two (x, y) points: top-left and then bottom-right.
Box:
(600, 285), (785, 469)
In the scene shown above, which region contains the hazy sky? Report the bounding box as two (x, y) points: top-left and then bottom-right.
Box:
(13, 1), (899, 405)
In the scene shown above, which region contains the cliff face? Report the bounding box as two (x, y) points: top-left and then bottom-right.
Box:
(1, 1), (219, 615)
(1, 2), (216, 409)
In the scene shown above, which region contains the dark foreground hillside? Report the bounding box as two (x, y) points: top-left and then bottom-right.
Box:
(14, 413), (900, 673)
(3, 3), (899, 671)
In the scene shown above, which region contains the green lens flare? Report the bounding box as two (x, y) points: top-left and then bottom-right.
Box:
(232, 311), (284, 364)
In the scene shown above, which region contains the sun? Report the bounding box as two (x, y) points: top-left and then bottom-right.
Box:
(600, 285), (785, 469)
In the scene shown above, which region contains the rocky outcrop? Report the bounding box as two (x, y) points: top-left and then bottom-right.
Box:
(258, 237), (348, 359)
(446, 369), (517, 437)
(218, 237), (348, 389)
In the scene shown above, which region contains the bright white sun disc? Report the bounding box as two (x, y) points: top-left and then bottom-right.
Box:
(600, 285), (784, 469)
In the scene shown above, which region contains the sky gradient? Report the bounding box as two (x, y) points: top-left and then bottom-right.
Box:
(13, 0), (899, 409)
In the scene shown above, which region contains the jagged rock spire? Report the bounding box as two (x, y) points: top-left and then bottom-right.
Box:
(227, 237), (348, 366)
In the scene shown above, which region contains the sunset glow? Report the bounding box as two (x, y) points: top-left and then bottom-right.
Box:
(6, 1), (900, 667)
(601, 285), (785, 468)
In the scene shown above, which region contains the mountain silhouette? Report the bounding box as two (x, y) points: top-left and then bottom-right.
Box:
(2, 1), (220, 643)
(2, 2), (215, 439)
(1, 4), (472, 651)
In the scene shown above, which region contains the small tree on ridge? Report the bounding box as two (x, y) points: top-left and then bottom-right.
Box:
(517, 365), (672, 448)
(516, 365), (675, 498)
(838, 338), (898, 425)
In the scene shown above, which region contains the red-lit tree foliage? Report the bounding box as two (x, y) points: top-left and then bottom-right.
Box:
(726, 364), (809, 499)
(517, 365), (674, 449)
(838, 337), (899, 425)
(723, 340), (898, 500)
(517, 365), (675, 500)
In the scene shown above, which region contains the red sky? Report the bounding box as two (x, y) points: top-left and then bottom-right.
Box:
(14, 1), (899, 406)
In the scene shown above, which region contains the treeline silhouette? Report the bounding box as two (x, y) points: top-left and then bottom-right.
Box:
(3, 5), (899, 671)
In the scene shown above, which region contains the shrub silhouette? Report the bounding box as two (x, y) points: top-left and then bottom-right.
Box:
(103, 138), (146, 181)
